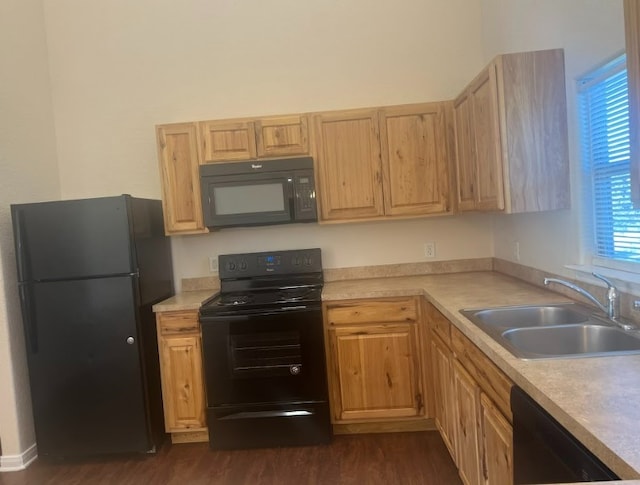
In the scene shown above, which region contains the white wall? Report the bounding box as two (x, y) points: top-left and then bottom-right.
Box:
(0, 0), (60, 459)
(481, 0), (625, 276)
(172, 215), (495, 285)
(41, 0), (490, 287)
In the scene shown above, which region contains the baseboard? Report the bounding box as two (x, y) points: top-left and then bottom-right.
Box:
(333, 418), (436, 435)
(0, 443), (38, 472)
(170, 429), (209, 444)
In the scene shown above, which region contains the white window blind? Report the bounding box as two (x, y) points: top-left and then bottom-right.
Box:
(578, 55), (640, 263)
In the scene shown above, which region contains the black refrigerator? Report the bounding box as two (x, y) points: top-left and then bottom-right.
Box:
(11, 195), (174, 459)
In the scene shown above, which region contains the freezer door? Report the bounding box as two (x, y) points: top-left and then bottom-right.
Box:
(11, 196), (136, 281)
(23, 276), (152, 457)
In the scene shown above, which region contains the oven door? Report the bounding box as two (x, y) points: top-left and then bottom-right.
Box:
(201, 172), (293, 228)
(200, 305), (328, 407)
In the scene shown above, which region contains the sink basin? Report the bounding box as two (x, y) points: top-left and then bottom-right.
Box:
(502, 324), (640, 359)
(463, 304), (590, 329)
(460, 303), (640, 360)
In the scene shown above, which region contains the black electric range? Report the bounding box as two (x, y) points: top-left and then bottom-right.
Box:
(198, 248), (331, 450)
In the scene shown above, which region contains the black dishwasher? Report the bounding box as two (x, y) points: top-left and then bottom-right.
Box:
(511, 386), (619, 483)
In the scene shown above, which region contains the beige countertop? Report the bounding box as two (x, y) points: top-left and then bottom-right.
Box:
(154, 271), (640, 480)
(152, 289), (217, 312)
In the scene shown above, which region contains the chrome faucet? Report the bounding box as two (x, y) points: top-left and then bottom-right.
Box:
(543, 273), (620, 321)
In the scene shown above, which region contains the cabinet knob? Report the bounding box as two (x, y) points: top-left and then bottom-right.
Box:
(290, 365), (301, 375)
(126, 336), (135, 345)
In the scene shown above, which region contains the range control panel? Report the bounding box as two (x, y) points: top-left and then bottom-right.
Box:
(218, 248), (322, 279)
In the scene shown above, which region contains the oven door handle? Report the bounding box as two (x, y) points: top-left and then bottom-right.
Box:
(219, 409), (314, 420)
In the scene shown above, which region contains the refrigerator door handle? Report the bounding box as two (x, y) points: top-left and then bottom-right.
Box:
(12, 208), (29, 282)
(18, 284), (38, 353)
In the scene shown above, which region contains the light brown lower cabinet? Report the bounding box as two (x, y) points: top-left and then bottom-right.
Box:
(454, 359), (482, 485)
(427, 302), (513, 485)
(431, 332), (457, 460)
(155, 310), (208, 443)
(480, 392), (513, 485)
(324, 297), (428, 426)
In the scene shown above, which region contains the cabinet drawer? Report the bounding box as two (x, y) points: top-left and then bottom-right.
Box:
(427, 303), (451, 347)
(325, 297), (418, 325)
(157, 311), (200, 335)
(451, 326), (513, 422)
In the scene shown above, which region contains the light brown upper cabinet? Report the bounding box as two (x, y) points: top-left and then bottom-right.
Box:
(156, 123), (207, 235)
(625, 0), (640, 206)
(379, 103), (452, 216)
(453, 92), (477, 211)
(200, 115), (310, 163)
(156, 114), (311, 234)
(453, 48), (570, 213)
(312, 109), (386, 221)
(255, 115), (309, 158)
(456, 66), (505, 211)
(313, 103), (452, 222)
(199, 120), (257, 163)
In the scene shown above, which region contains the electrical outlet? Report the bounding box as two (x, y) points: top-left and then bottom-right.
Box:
(513, 241), (521, 262)
(424, 242), (436, 258)
(209, 256), (219, 273)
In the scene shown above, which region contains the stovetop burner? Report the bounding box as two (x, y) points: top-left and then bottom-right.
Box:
(199, 248), (323, 317)
(277, 287), (314, 302)
(204, 286), (322, 313)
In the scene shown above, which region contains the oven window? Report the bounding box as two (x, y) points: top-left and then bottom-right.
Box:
(230, 331), (302, 378)
(213, 183), (285, 215)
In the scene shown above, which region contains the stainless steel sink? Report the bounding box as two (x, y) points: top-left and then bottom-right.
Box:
(460, 303), (640, 360)
(502, 324), (640, 359)
(463, 304), (590, 328)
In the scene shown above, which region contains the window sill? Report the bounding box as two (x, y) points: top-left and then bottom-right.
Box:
(565, 264), (640, 296)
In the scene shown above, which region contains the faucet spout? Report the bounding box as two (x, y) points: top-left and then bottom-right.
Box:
(543, 272), (620, 321)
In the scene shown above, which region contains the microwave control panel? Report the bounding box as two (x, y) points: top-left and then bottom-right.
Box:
(218, 248), (322, 278)
(294, 173), (316, 218)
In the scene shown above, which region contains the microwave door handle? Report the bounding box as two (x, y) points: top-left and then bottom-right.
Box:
(287, 176), (295, 217)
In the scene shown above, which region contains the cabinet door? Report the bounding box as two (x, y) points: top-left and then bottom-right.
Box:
(255, 115), (309, 157)
(454, 359), (482, 485)
(328, 323), (423, 421)
(313, 109), (385, 221)
(156, 123), (206, 234)
(431, 334), (457, 462)
(453, 92), (477, 211)
(159, 334), (206, 431)
(379, 103), (451, 216)
(499, 50), (570, 213)
(200, 120), (257, 162)
(157, 312), (206, 432)
(626, 0), (640, 206)
(469, 65), (505, 211)
(480, 393), (513, 485)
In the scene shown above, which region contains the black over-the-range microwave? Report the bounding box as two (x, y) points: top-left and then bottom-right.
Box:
(199, 157), (318, 229)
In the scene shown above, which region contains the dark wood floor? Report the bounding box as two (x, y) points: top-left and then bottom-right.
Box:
(0, 431), (461, 485)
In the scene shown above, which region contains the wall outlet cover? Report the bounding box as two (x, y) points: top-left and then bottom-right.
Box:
(424, 242), (436, 258)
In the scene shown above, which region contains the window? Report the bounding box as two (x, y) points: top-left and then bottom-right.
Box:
(578, 54), (640, 264)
